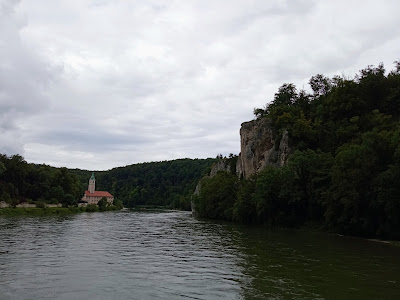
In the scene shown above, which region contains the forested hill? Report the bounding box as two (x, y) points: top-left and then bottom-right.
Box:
(0, 156), (215, 210)
(69, 158), (216, 209)
(194, 62), (400, 240)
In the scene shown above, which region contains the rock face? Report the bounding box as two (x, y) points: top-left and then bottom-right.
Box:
(236, 118), (290, 179)
(192, 117), (291, 213)
(209, 160), (232, 177)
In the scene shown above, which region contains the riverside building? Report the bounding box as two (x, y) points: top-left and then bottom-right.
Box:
(81, 173), (114, 205)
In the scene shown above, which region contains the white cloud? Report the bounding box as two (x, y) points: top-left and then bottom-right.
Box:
(1, 0), (399, 169)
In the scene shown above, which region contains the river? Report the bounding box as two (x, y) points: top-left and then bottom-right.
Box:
(0, 210), (399, 299)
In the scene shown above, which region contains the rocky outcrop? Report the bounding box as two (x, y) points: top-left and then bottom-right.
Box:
(209, 159), (232, 177)
(193, 159), (232, 197)
(192, 158), (233, 214)
(192, 117), (291, 213)
(236, 118), (290, 179)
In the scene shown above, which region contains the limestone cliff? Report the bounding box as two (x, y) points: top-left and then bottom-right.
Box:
(192, 118), (291, 213)
(236, 118), (290, 179)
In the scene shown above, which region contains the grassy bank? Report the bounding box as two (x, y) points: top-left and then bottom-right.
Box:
(0, 207), (87, 216)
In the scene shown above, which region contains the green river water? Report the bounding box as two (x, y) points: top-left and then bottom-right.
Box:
(0, 210), (399, 299)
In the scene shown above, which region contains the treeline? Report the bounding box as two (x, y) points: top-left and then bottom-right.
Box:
(69, 158), (216, 210)
(0, 155), (215, 210)
(194, 62), (400, 240)
(0, 154), (83, 206)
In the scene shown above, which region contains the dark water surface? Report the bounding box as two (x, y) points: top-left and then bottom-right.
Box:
(0, 211), (399, 299)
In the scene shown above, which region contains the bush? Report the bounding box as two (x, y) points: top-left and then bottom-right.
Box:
(195, 172), (238, 220)
(36, 201), (46, 208)
(112, 199), (124, 210)
(98, 197), (108, 211)
(85, 204), (99, 212)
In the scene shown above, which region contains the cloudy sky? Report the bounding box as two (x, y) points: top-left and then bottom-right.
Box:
(1, 0), (399, 170)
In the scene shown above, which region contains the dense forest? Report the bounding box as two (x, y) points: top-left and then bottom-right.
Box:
(0, 155), (215, 210)
(69, 158), (215, 209)
(0, 155), (82, 207)
(194, 62), (400, 240)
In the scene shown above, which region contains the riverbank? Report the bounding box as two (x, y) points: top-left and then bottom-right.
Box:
(129, 205), (170, 211)
(0, 207), (87, 216)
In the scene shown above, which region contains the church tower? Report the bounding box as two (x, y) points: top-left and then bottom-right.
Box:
(88, 172), (95, 194)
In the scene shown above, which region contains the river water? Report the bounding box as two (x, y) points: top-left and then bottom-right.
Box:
(0, 210), (399, 299)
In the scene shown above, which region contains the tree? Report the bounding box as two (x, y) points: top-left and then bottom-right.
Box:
(253, 107), (266, 119)
(62, 193), (76, 207)
(309, 74), (332, 97)
(0, 162), (5, 175)
(253, 166), (298, 226)
(195, 172), (238, 220)
(273, 83), (298, 106)
(112, 199), (123, 210)
(0, 192), (11, 203)
(233, 177), (256, 223)
(98, 197), (108, 211)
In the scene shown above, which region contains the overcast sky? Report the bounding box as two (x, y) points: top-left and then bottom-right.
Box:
(1, 0), (399, 170)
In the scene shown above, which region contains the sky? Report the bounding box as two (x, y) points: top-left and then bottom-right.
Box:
(1, 0), (399, 170)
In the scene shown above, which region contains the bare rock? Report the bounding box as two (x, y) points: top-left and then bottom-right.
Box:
(236, 118), (290, 178)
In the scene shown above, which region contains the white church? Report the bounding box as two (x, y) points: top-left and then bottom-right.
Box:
(81, 173), (114, 205)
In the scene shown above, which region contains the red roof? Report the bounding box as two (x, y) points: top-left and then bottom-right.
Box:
(85, 191), (113, 197)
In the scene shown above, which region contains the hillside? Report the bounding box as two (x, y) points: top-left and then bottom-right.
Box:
(194, 62), (400, 240)
(0, 156), (215, 210)
(69, 158), (215, 209)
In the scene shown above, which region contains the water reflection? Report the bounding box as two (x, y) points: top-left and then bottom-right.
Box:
(1, 211), (400, 299)
(231, 226), (400, 299)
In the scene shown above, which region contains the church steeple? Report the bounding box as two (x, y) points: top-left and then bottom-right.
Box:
(88, 172), (95, 194)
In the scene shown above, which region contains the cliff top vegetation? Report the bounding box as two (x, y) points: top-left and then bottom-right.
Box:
(194, 62), (400, 240)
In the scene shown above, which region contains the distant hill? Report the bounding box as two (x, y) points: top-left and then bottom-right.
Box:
(69, 158), (216, 210)
(0, 155), (215, 210)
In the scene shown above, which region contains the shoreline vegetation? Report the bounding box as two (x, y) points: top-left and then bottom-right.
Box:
(0, 207), (88, 216)
(0, 203), (124, 216)
(0, 205), (180, 217)
(0, 156), (215, 212)
(194, 63), (400, 241)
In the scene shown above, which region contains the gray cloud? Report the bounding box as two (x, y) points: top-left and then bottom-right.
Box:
(0, 0), (60, 155)
(1, 0), (400, 169)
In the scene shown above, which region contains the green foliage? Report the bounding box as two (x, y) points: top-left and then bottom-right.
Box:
(253, 166), (298, 226)
(233, 176), (256, 223)
(0, 162), (5, 175)
(195, 171), (238, 220)
(36, 201), (46, 208)
(69, 158), (215, 209)
(0, 192), (11, 203)
(222, 62), (400, 239)
(85, 204), (99, 212)
(0, 155), (214, 212)
(113, 199), (124, 210)
(0, 207), (85, 216)
(98, 197), (108, 211)
(62, 193), (76, 207)
(0, 154), (82, 206)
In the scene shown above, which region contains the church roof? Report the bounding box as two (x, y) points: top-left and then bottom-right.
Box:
(85, 191), (113, 197)
(90, 172), (95, 180)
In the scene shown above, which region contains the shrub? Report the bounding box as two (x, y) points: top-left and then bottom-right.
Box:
(36, 201), (46, 208)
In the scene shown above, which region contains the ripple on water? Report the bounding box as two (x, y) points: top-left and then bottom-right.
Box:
(0, 212), (246, 300)
(1, 211), (400, 299)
